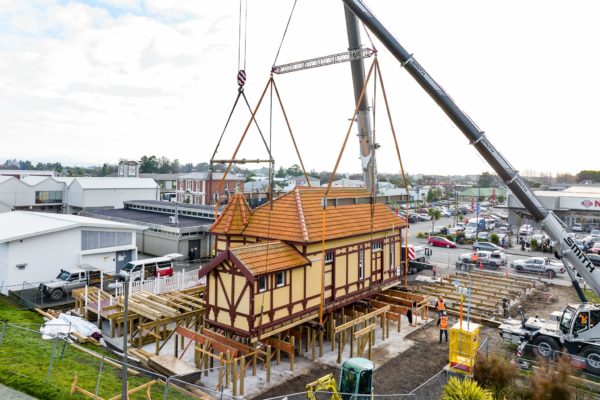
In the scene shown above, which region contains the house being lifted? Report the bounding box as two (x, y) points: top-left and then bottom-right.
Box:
(201, 187), (408, 341)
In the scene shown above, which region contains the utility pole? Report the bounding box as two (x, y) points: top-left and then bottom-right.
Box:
(344, 5), (376, 193)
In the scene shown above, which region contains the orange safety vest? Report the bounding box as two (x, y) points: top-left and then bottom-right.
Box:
(440, 316), (448, 330)
(471, 253), (478, 262)
(437, 300), (446, 311)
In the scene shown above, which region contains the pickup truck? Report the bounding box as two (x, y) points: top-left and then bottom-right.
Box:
(458, 250), (507, 269)
(39, 266), (101, 300)
(509, 257), (565, 278)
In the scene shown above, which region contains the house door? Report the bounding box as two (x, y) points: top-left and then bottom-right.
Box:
(115, 250), (133, 272)
(188, 239), (200, 260)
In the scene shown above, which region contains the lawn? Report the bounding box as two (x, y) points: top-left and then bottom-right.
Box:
(0, 295), (189, 399)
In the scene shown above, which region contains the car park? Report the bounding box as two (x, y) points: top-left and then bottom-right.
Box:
(427, 236), (456, 248)
(510, 257), (565, 278)
(458, 250), (506, 268)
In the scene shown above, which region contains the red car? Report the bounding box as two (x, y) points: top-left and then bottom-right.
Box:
(428, 236), (457, 248)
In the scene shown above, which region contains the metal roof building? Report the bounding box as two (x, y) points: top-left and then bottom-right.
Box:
(0, 211), (142, 295)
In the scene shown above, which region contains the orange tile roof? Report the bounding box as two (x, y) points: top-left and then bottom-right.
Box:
(242, 187), (407, 243)
(230, 241), (310, 275)
(211, 193), (251, 235)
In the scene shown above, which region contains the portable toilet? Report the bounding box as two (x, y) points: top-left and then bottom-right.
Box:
(449, 322), (481, 374)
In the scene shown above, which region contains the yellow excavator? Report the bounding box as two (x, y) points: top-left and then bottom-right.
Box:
(306, 358), (373, 400)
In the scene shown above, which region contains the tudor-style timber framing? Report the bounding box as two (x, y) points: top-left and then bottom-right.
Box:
(203, 188), (408, 340)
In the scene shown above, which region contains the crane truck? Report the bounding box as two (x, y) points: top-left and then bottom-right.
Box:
(341, 0), (600, 374)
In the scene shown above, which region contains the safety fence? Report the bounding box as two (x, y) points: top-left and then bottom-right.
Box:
(483, 341), (600, 399)
(0, 320), (238, 400)
(13, 265), (204, 310)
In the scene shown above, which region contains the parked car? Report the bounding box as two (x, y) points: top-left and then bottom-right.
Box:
(496, 226), (509, 235)
(587, 254), (600, 267)
(519, 224), (534, 236)
(572, 223), (583, 232)
(510, 257), (565, 278)
(587, 242), (600, 254)
(407, 214), (419, 223)
(417, 213), (431, 221)
(39, 265), (101, 300)
(476, 231), (490, 241)
(428, 236), (457, 248)
(473, 241), (504, 252)
(430, 225), (448, 235)
(590, 229), (600, 236)
(458, 250), (506, 268)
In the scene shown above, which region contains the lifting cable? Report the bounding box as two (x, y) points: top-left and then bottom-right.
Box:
(374, 60), (412, 288)
(272, 0), (298, 68)
(318, 57), (415, 323)
(318, 57), (377, 325)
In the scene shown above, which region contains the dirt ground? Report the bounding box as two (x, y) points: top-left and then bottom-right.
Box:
(255, 279), (579, 399)
(256, 322), (449, 399)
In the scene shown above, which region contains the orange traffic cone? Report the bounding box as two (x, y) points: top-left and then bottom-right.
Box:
(479, 261), (484, 270)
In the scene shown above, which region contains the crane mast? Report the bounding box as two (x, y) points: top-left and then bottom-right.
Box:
(344, 6), (376, 193)
(342, 0), (600, 299)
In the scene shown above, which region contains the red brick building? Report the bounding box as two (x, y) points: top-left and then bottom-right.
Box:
(176, 172), (244, 205)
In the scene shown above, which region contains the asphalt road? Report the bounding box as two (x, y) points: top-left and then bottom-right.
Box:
(407, 215), (572, 284)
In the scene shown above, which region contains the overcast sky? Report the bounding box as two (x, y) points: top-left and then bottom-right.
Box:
(2, 0), (599, 176)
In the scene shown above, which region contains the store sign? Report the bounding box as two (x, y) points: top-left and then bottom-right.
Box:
(559, 197), (600, 210)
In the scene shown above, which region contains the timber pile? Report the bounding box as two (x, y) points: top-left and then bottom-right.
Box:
(34, 307), (100, 345)
(412, 270), (533, 320)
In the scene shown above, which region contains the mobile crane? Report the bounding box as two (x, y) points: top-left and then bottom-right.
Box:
(341, 0), (600, 374)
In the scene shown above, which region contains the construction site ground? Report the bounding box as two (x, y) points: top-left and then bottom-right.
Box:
(256, 274), (582, 399)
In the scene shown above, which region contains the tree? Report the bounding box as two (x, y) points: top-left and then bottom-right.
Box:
(287, 164), (302, 177)
(275, 167), (286, 178)
(172, 159), (180, 173)
(478, 172), (495, 187)
(140, 155), (159, 173)
(101, 163), (109, 176)
(577, 170), (600, 183)
(496, 195), (506, 204)
(181, 163), (193, 173)
(428, 208), (441, 234)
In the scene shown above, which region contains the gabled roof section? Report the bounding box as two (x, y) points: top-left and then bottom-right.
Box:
(230, 241), (310, 275)
(242, 187), (407, 243)
(210, 193), (251, 234)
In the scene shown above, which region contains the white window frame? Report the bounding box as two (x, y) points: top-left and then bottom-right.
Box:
(275, 271), (285, 288)
(258, 276), (267, 293)
(358, 249), (364, 280)
(389, 242), (395, 271)
(324, 252), (334, 264)
(372, 241), (383, 252)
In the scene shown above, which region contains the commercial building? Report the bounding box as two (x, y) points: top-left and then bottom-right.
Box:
(84, 200), (216, 259)
(65, 177), (159, 213)
(507, 185), (600, 231)
(176, 172), (244, 206)
(0, 211), (141, 295)
(0, 176), (159, 214)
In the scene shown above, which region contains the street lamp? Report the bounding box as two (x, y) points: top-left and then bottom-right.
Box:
(453, 271), (472, 330)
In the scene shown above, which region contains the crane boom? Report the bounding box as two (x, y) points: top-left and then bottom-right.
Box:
(342, 0), (599, 299)
(271, 48), (375, 74)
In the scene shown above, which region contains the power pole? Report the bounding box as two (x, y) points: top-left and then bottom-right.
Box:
(344, 5), (376, 193)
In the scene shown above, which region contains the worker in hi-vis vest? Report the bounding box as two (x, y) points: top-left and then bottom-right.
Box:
(436, 296), (446, 326)
(439, 311), (448, 343)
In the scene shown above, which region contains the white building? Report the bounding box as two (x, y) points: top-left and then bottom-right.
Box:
(0, 211), (142, 295)
(65, 177), (159, 213)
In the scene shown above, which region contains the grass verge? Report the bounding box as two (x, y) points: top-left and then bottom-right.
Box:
(0, 295), (188, 399)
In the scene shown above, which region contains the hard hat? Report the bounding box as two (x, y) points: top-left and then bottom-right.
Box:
(442, 311), (447, 316)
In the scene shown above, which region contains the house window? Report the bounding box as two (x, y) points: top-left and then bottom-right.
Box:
(275, 271), (285, 287)
(257, 276), (267, 293)
(358, 249), (364, 280)
(372, 241), (383, 252)
(389, 242), (395, 271)
(324, 252), (334, 264)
